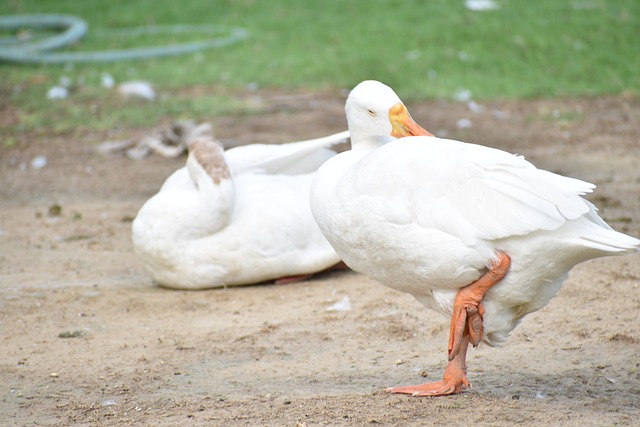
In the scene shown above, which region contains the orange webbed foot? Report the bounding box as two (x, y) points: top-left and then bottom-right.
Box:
(388, 336), (471, 397)
(386, 376), (470, 397)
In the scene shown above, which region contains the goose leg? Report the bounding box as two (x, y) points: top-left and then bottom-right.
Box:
(274, 274), (314, 285)
(387, 252), (510, 397)
(448, 251), (511, 360)
(274, 262), (350, 285)
(387, 334), (471, 396)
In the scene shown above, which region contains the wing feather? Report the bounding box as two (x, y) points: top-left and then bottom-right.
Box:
(225, 131), (349, 175)
(346, 137), (598, 245)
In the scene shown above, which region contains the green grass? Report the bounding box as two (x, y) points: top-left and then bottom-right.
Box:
(1, 0), (639, 137)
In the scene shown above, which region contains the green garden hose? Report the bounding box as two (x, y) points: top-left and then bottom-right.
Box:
(0, 14), (248, 64)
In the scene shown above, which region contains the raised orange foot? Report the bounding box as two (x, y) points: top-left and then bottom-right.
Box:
(448, 251), (511, 360)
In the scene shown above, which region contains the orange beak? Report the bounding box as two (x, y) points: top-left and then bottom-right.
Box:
(389, 102), (433, 138)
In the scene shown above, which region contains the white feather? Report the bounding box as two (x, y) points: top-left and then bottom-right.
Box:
(224, 130), (349, 175)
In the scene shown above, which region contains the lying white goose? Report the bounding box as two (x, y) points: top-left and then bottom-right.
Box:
(310, 80), (640, 396)
(133, 131), (349, 289)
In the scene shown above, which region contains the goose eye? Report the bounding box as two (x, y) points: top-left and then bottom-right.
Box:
(367, 109), (377, 117)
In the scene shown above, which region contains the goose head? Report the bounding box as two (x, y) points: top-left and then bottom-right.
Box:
(345, 80), (432, 150)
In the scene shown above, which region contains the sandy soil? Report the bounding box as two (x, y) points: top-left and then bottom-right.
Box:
(1, 91), (639, 426)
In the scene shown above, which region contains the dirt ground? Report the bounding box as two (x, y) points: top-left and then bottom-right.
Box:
(1, 90), (639, 426)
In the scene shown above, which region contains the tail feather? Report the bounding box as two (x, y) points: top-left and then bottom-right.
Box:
(574, 200), (640, 253)
(577, 227), (640, 254)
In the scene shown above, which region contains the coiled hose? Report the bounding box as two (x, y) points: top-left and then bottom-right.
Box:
(0, 14), (249, 64)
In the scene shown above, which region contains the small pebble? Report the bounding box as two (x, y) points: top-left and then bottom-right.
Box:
(467, 100), (485, 114)
(101, 73), (115, 88)
(47, 86), (68, 100)
(326, 296), (351, 312)
(117, 81), (156, 100)
(48, 204), (62, 217)
(454, 89), (472, 102)
(456, 118), (473, 129)
(465, 0), (500, 11)
(30, 156), (47, 169)
(58, 330), (84, 338)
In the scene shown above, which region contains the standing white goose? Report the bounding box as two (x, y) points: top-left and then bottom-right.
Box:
(133, 131), (349, 290)
(310, 80), (640, 396)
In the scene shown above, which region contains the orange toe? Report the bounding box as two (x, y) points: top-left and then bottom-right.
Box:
(466, 305), (484, 348)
